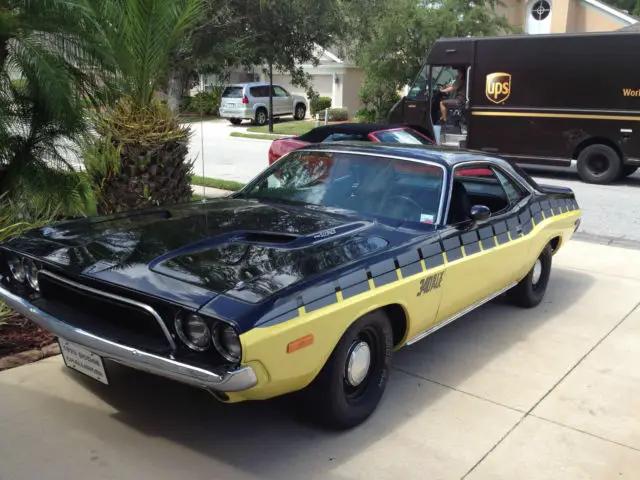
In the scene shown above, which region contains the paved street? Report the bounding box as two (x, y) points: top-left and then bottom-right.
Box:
(2, 240), (640, 479)
(188, 119), (640, 245)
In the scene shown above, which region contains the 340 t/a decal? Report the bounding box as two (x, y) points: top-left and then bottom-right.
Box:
(416, 271), (445, 296)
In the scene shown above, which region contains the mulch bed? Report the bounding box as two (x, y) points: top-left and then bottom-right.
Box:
(0, 312), (58, 371)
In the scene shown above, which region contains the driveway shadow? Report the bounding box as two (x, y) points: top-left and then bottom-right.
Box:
(44, 266), (600, 478)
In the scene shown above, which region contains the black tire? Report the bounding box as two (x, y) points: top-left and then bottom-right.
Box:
(229, 118), (242, 125)
(255, 108), (268, 126)
(622, 165), (638, 178)
(509, 244), (553, 308)
(300, 310), (393, 430)
(576, 144), (622, 184)
(294, 103), (306, 120)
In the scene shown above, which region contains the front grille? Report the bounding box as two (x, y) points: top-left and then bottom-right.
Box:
(38, 271), (172, 353)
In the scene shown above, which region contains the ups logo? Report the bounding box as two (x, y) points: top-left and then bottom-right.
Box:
(486, 72), (511, 104)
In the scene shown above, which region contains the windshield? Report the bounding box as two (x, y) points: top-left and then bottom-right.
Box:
(371, 128), (433, 145)
(241, 151), (444, 225)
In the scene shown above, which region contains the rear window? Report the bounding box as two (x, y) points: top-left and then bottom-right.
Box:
(222, 87), (243, 98)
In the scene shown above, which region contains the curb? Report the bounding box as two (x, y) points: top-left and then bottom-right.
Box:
(573, 231), (640, 251)
(0, 343), (60, 372)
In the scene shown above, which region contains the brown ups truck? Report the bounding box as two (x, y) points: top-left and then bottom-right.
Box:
(388, 31), (640, 184)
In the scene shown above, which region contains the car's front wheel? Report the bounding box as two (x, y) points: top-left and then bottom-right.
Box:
(509, 243), (552, 308)
(301, 310), (393, 430)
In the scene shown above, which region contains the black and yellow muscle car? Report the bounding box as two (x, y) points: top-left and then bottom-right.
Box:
(0, 143), (582, 429)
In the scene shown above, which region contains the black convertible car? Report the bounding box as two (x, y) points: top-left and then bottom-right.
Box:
(0, 143), (582, 429)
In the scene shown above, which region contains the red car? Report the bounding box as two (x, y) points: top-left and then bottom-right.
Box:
(268, 124), (435, 165)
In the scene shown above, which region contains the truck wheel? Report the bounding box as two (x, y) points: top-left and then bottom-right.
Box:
(622, 165), (638, 178)
(576, 144), (622, 184)
(301, 310), (393, 430)
(255, 108), (268, 126)
(508, 244), (552, 308)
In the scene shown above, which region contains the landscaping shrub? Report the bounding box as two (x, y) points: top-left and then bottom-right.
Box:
(355, 108), (376, 123)
(310, 96), (332, 116)
(179, 95), (192, 113)
(190, 91), (219, 116)
(328, 108), (348, 121)
(317, 107), (349, 122)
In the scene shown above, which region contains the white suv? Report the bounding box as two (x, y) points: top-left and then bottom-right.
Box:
(219, 82), (308, 126)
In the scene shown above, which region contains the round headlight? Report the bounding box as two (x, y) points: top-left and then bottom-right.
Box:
(175, 314), (211, 351)
(7, 254), (25, 283)
(213, 323), (242, 362)
(24, 259), (40, 291)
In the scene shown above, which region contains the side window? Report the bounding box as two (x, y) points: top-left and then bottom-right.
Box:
(447, 166), (510, 224)
(492, 168), (528, 205)
(273, 86), (289, 97)
(407, 64), (429, 100)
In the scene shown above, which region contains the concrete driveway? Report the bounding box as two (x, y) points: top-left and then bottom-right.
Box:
(2, 239), (640, 479)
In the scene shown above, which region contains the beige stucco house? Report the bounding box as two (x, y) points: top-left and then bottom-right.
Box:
(495, 0), (637, 34)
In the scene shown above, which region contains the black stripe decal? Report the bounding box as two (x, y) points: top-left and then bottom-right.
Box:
(419, 241), (443, 258)
(446, 247), (463, 262)
(494, 220), (508, 234)
(496, 232), (510, 245)
(401, 262), (423, 278)
(481, 238), (496, 250)
(370, 258), (396, 277)
(533, 211), (544, 224)
(338, 269), (368, 290)
(397, 249), (420, 267)
(302, 282), (336, 305)
(342, 281), (370, 300)
(424, 253), (444, 269)
(305, 294), (337, 313)
(479, 225), (494, 239)
(442, 236), (461, 251)
(373, 270), (398, 287)
(464, 242), (481, 256)
(461, 231), (479, 245)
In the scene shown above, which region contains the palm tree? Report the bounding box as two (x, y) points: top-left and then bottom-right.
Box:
(0, 0), (114, 216)
(84, 0), (206, 215)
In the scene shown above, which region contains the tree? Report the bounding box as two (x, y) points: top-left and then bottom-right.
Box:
(342, 0), (513, 121)
(82, 0), (207, 214)
(0, 0), (114, 216)
(604, 0), (640, 15)
(228, 0), (345, 132)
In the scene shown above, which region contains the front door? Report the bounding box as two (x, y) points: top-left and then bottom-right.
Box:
(434, 163), (534, 324)
(272, 86), (291, 115)
(403, 63), (431, 128)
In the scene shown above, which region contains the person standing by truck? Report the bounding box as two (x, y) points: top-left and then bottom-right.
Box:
(439, 68), (466, 124)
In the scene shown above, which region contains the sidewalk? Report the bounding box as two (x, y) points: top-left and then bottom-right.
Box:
(1, 239), (639, 479)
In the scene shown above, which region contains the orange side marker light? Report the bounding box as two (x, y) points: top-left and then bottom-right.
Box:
(287, 334), (314, 353)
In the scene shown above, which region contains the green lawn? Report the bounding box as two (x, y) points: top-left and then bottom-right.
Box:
(230, 132), (285, 140)
(190, 175), (245, 191)
(179, 114), (220, 124)
(246, 120), (316, 135)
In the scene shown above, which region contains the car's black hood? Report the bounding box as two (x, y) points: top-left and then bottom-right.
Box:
(5, 198), (421, 308)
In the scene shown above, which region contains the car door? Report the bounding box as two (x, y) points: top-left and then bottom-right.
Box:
(272, 86), (291, 115)
(434, 162), (533, 324)
(403, 63), (430, 127)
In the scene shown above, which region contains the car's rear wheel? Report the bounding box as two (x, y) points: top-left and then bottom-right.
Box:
(300, 310), (393, 430)
(255, 108), (268, 126)
(509, 244), (552, 308)
(576, 144), (622, 184)
(229, 118), (242, 125)
(294, 104), (306, 120)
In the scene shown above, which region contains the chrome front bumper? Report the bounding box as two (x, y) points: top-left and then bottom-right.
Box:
(0, 285), (258, 393)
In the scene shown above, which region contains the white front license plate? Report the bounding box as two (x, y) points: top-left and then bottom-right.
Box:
(59, 338), (109, 385)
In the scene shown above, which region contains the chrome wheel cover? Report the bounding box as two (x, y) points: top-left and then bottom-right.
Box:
(532, 258), (543, 286)
(345, 341), (371, 387)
